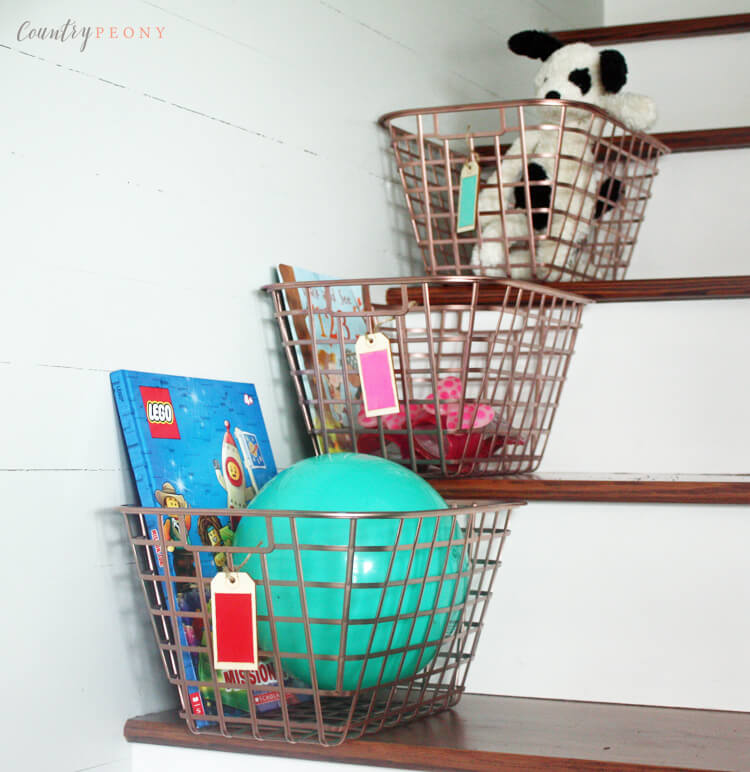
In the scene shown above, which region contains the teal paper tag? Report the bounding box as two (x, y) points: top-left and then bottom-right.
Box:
(457, 159), (479, 233)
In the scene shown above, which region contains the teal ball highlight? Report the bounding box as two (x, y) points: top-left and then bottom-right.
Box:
(234, 453), (468, 691)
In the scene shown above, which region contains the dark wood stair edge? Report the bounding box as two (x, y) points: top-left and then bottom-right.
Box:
(390, 112), (750, 155)
(552, 13), (750, 46)
(124, 715), (661, 772)
(467, 127), (750, 155)
(655, 127), (750, 153)
(124, 694), (750, 772)
(430, 474), (750, 505)
(383, 277), (750, 307)
(550, 276), (750, 302)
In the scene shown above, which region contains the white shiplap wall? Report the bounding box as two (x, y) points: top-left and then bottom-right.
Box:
(0, 2), (605, 772)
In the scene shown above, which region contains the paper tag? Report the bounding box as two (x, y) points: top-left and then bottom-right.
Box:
(456, 158), (479, 233)
(356, 332), (400, 417)
(211, 572), (258, 671)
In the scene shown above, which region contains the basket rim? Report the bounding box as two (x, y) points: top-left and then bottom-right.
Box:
(119, 502), (526, 518)
(261, 274), (594, 305)
(377, 97), (671, 154)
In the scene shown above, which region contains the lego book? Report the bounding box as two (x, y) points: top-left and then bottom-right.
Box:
(277, 264), (367, 452)
(111, 370), (300, 722)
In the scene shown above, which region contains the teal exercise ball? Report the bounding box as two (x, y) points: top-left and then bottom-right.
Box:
(234, 453), (468, 692)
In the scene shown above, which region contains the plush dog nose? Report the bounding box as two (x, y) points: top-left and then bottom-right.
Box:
(545, 90), (561, 99)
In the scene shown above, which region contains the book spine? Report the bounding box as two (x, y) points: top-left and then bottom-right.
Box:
(111, 371), (209, 726)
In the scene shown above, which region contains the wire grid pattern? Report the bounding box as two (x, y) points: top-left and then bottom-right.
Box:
(380, 99), (669, 280)
(122, 503), (517, 745)
(266, 276), (590, 477)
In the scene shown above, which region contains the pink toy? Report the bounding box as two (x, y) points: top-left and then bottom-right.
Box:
(356, 403), (431, 459)
(355, 377), (524, 472)
(413, 429), (521, 468)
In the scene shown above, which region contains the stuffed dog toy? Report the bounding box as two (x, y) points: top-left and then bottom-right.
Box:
(471, 30), (657, 279)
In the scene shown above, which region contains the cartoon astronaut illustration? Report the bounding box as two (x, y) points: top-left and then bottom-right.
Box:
(213, 419), (256, 511)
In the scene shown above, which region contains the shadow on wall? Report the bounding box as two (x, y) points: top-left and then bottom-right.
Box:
(376, 127), (425, 277)
(260, 266), (325, 463)
(97, 496), (175, 712)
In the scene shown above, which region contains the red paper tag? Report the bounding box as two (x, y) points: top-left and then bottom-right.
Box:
(356, 332), (399, 417)
(211, 572), (258, 671)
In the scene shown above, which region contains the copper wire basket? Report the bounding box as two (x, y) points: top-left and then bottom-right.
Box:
(380, 99), (669, 281)
(122, 502), (518, 745)
(265, 276), (591, 477)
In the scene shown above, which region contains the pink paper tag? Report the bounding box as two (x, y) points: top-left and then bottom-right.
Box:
(356, 333), (400, 417)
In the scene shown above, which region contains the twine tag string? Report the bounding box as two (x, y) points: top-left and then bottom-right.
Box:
(368, 300), (417, 343)
(465, 124), (478, 166)
(225, 539), (264, 581)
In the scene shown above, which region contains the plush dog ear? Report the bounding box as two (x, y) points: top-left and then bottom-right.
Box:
(599, 49), (628, 93)
(508, 30), (563, 61)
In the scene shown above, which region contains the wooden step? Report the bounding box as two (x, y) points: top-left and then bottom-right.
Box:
(125, 694), (750, 771)
(431, 474), (750, 505)
(383, 276), (750, 306)
(390, 115), (749, 155)
(552, 13), (750, 46)
(475, 126), (750, 154)
(654, 127), (750, 153)
(469, 126), (749, 155)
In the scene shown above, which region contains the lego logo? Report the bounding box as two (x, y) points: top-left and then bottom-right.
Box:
(139, 386), (180, 439)
(147, 401), (174, 424)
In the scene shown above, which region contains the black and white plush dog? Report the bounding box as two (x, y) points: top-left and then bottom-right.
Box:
(471, 30), (657, 279)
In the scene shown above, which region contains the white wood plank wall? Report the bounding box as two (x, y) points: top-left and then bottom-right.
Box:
(0, 2), (604, 770)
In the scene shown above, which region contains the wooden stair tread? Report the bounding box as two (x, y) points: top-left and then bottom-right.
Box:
(125, 694), (750, 771)
(552, 13), (750, 46)
(653, 127), (750, 153)
(467, 127), (749, 155)
(383, 277), (750, 306)
(387, 114), (749, 155)
(548, 276), (750, 302)
(431, 474), (750, 505)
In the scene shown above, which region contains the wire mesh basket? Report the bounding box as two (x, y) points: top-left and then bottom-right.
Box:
(265, 275), (591, 477)
(380, 99), (669, 281)
(122, 502), (518, 745)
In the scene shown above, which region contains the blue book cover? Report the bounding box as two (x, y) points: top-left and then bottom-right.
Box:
(277, 264), (367, 453)
(111, 370), (280, 723)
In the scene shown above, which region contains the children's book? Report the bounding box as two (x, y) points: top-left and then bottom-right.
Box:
(277, 264), (367, 452)
(111, 370), (300, 724)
